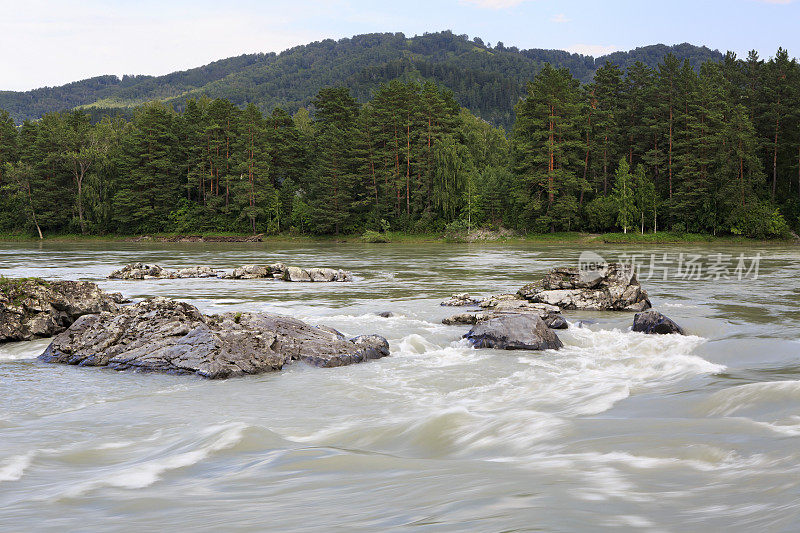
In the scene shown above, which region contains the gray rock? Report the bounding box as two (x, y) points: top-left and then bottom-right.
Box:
(335, 269), (353, 282)
(632, 310), (685, 335)
(377, 311), (394, 318)
(464, 314), (563, 351)
(444, 296), (567, 329)
(39, 297), (390, 378)
(0, 279), (123, 342)
(518, 264), (651, 311)
(442, 312), (482, 325)
(229, 264), (269, 279)
(284, 266), (312, 282)
(544, 314), (568, 329)
(441, 293), (480, 307)
(109, 263), (170, 280)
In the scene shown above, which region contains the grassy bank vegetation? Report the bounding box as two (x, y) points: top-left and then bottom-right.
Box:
(1, 229), (795, 245)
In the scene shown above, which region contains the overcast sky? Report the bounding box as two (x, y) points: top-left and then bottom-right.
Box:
(0, 0), (797, 91)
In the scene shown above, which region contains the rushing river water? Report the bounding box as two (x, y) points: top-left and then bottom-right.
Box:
(1, 241), (800, 531)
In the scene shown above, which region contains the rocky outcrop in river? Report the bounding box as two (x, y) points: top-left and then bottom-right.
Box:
(517, 264), (651, 311)
(443, 294), (567, 329)
(109, 262), (353, 282)
(39, 297), (389, 378)
(0, 278), (124, 342)
(440, 293), (480, 307)
(632, 310), (685, 335)
(464, 314), (563, 351)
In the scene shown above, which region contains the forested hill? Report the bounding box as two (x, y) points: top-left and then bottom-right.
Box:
(0, 31), (722, 128)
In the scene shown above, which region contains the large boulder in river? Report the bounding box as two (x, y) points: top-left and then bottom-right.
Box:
(518, 264), (651, 311)
(632, 310), (684, 335)
(39, 297), (389, 379)
(0, 278), (123, 342)
(464, 314), (563, 351)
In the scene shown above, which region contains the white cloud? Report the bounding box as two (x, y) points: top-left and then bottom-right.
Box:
(565, 44), (620, 57)
(0, 0), (328, 91)
(460, 0), (530, 9)
(550, 13), (570, 23)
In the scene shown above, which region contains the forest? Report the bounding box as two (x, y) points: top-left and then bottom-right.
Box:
(0, 47), (798, 239)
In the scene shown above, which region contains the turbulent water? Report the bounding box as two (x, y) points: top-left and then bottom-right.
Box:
(2, 241), (800, 532)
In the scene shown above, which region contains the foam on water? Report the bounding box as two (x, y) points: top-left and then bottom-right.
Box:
(283, 322), (721, 461)
(60, 422), (248, 496)
(0, 452), (34, 483)
(701, 380), (800, 417)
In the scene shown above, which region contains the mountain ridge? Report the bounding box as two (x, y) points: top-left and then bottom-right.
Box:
(0, 31), (724, 128)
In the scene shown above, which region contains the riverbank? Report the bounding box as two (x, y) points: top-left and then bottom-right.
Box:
(0, 230), (795, 245)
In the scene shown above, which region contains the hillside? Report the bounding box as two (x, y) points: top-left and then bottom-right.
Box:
(0, 31), (723, 129)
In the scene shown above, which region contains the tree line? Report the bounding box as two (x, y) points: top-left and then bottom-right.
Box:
(0, 48), (798, 239)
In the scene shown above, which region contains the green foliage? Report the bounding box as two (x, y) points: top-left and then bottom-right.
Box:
(583, 195), (617, 232)
(361, 229), (389, 243)
(1, 44), (799, 240)
(729, 201), (790, 239)
(611, 158), (637, 233)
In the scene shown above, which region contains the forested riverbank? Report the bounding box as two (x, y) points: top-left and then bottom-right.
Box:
(1, 49), (799, 240)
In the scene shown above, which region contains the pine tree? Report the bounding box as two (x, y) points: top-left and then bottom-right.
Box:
(513, 64), (585, 231)
(309, 87), (361, 234)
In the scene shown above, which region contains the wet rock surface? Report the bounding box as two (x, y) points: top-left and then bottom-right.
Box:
(632, 310), (685, 335)
(109, 262), (353, 282)
(39, 297), (390, 379)
(518, 264), (651, 311)
(0, 279), (124, 342)
(443, 294), (567, 329)
(464, 314), (563, 351)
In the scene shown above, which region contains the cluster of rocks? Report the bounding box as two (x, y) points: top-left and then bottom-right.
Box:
(40, 297), (389, 379)
(442, 294), (567, 329)
(517, 264), (651, 311)
(0, 279), (125, 342)
(440, 293), (480, 307)
(108, 263), (353, 282)
(442, 264), (682, 351)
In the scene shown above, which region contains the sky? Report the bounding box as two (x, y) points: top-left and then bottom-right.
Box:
(0, 0), (797, 91)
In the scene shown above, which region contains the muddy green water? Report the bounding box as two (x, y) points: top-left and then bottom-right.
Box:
(1, 242), (800, 532)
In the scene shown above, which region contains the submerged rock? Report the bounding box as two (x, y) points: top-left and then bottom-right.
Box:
(109, 263), (353, 282)
(39, 297), (390, 379)
(632, 310), (685, 335)
(518, 264), (651, 311)
(464, 314), (563, 351)
(0, 278), (124, 342)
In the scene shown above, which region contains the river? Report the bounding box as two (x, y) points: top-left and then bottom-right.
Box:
(1, 241), (799, 531)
